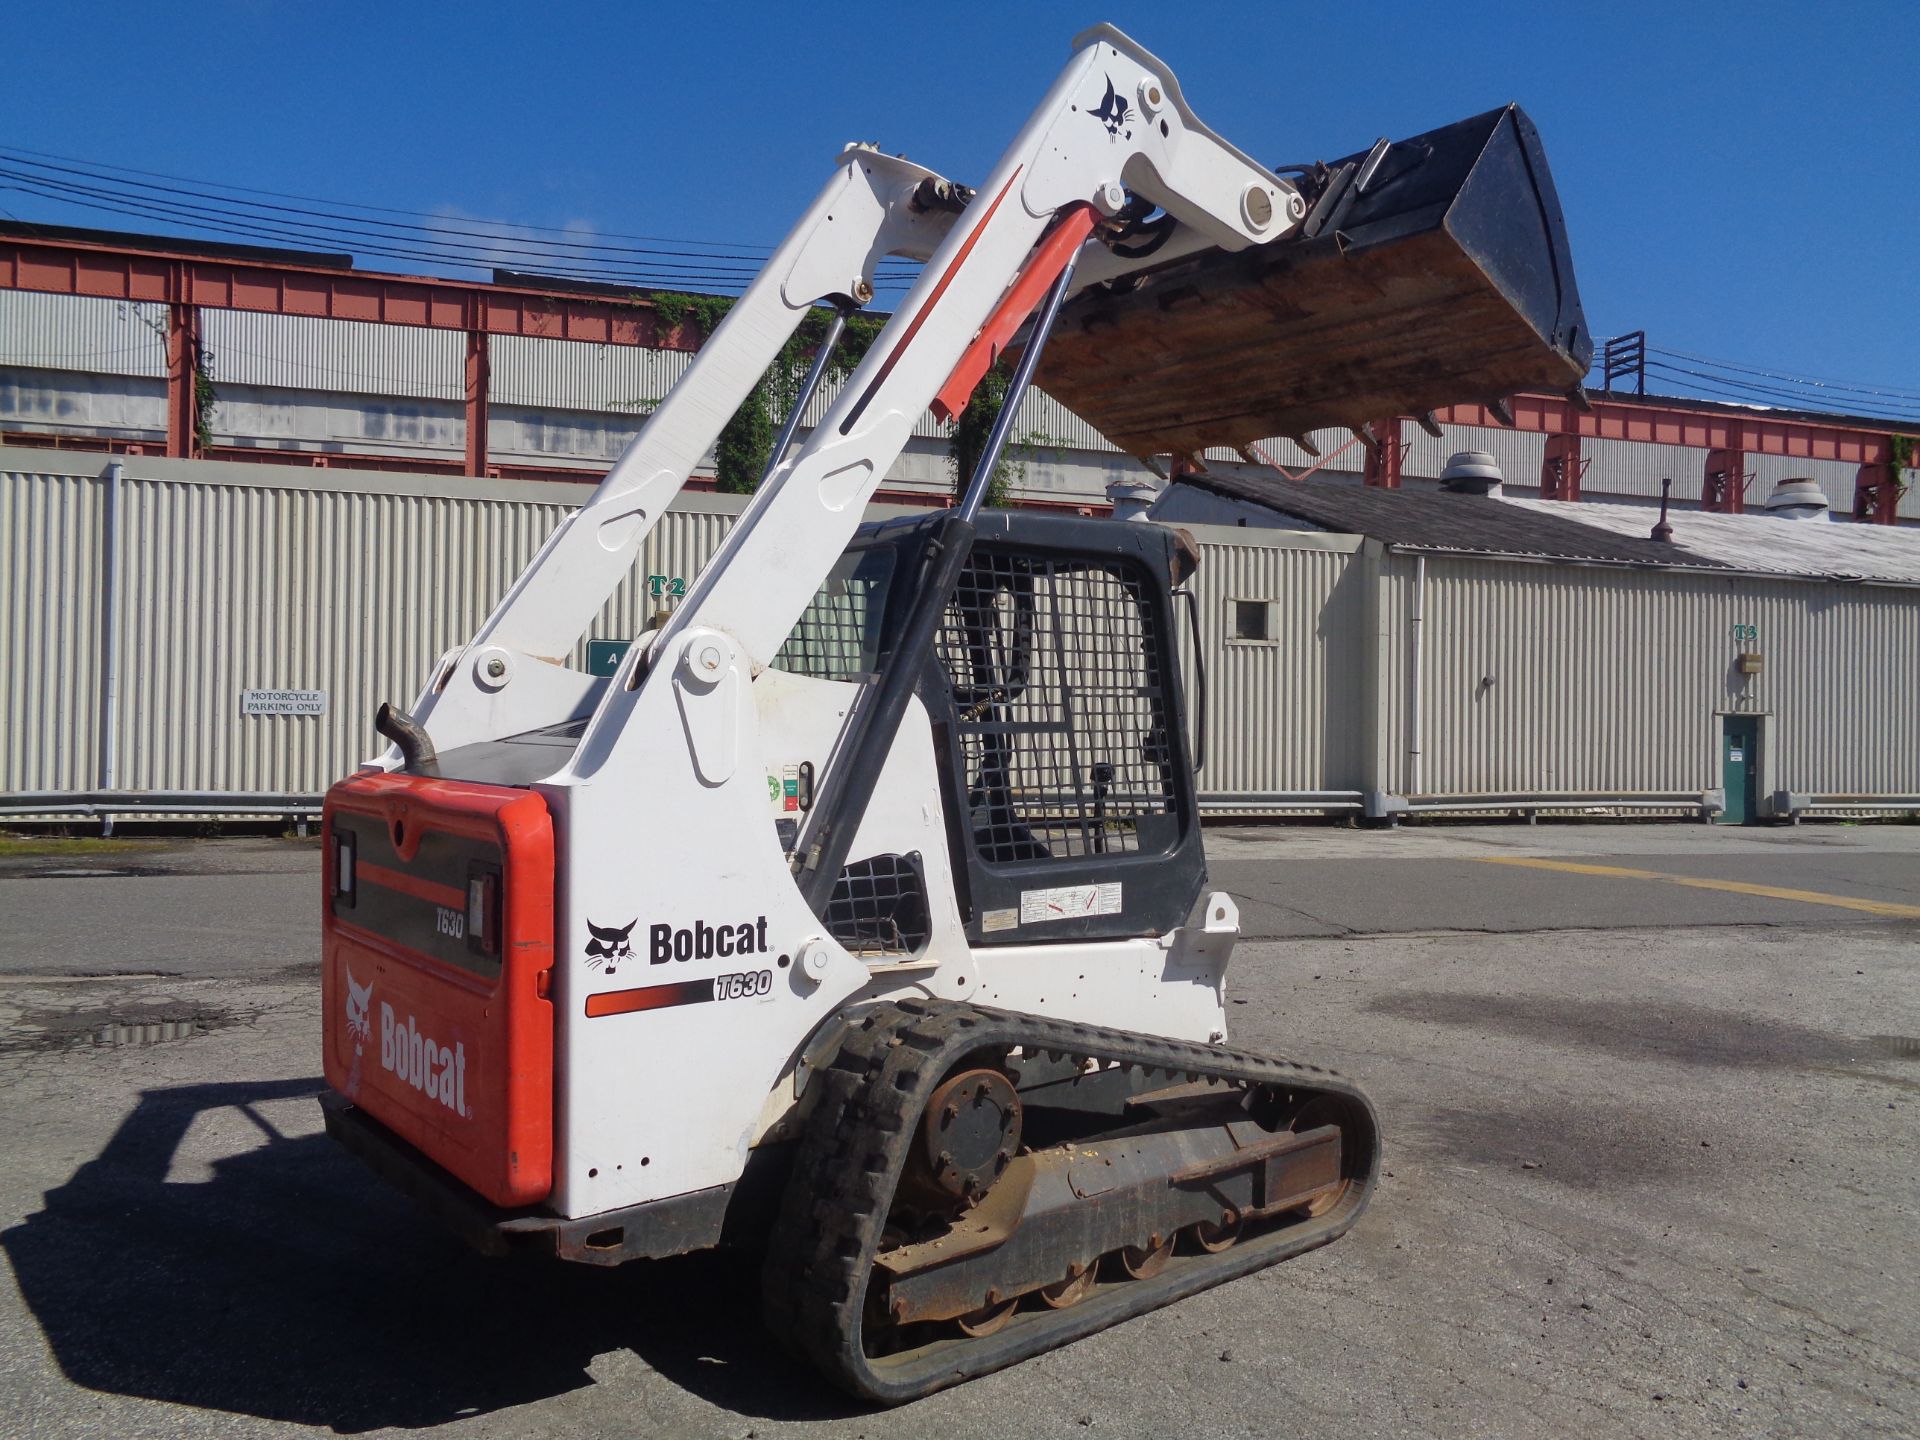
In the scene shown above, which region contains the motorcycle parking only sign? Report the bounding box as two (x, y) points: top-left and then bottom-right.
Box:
(241, 689), (328, 717)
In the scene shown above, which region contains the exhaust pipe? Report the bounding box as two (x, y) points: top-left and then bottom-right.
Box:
(375, 702), (439, 774)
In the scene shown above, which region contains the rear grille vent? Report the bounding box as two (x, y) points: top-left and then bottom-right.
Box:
(825, 853), (931, 957)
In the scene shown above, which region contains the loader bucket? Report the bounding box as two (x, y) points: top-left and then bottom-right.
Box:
(1036, 104), (1592, 458)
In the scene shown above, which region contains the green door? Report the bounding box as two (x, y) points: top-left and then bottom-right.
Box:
(1719, 714), (1760, 825)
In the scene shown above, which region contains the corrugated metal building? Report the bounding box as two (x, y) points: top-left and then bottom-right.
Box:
(6, 446), (1916, 826)
(7, 288), (1913, 519)
(1159, 471), (1920, 819)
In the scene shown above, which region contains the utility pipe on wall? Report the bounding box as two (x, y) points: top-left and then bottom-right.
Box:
(97, 460), (123, 838)
(1407, 553), (1426, 796)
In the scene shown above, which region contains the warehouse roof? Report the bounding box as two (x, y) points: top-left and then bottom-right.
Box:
(1175, 470), (1734, 569)
(1503, 498), (1920, 586)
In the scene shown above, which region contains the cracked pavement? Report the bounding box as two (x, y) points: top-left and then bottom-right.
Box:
(0, 825), (1914, 1438)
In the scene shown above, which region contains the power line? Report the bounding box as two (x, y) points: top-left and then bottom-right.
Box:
(1643, 360), (1920, 421)
(0, 167), (793, 283)
(1601, 332), (1920, 421)
(0, 175), (794, 288)
(0, 147), (922, 293)
(0, 142), (797, 254)
(0, 148), (920, 277)
(1643, 342), (1920, 403)
(1641, 360), (1920, 425)
(0, 170), (921, 293)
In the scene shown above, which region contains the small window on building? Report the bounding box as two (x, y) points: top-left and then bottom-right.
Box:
(1231, 599), (1274, 643)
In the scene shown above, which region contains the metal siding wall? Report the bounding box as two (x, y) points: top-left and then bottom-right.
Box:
(1, 467), (105, 790)
(592, 506), (737, 655)
(0, 369), (167, 440)
(492, 335), (693, 414)
(489, 335), (1117, 456)
(204, 312), (464, 401)
(1409, 555), (1920, 798)
(111, 477), (570, 791)
(1742, 451), (1869, 513)
(1183, 537), (1367, 796)
(1402, 422), (1547, 486)
(0, 455), (740, 798)
(1376, 551), (1411, 795)
(9, 453), (1916, 809)
(0, 292), (167, 378)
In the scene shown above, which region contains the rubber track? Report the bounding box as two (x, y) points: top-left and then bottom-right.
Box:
(761, 998), (1380, 1404)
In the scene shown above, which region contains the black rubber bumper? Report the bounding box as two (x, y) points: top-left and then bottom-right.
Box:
(318, 1091), (738, 1266)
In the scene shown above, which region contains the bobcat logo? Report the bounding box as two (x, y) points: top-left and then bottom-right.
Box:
(1090, 75), (1132, 138)
(585, 918), (637, 975)
(344, 969), (374, 1053)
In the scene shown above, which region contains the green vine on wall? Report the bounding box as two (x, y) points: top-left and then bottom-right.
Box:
(129, 303), (218, 454)
(622, 291), (887, 494)
(1892, 434), (1916, 475)
(192, 346), (218, 454)
(619, 290), (1053, 504)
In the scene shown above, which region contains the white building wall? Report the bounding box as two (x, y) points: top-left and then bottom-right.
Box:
(1172, 528), (1369, 802)
(1394, 553), (1920, 801)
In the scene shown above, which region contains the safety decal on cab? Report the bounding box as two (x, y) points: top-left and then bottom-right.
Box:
(767, 768), (800, 812)
(1019, 882), (1122, 925)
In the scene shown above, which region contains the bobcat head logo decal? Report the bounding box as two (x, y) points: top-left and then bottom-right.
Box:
(344, 969), (374, 1053)
(585, 918), (637, 975)
(1089, 75), (1132, 138)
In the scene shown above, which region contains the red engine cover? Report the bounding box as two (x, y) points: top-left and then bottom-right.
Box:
(321, 771), (555, 1207)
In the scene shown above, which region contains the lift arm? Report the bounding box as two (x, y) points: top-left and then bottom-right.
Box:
(635, 25), (1301, 682)
(401, 148), (962, 755)
(402, 25), (1301, 768)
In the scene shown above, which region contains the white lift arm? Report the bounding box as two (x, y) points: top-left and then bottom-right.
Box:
(401, 149), (961, 755)
(397, 24), (1300, 767)
(638, 25), (1300, 678)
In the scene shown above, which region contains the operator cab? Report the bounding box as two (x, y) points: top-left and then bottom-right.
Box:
(424, 508), (1209, 950)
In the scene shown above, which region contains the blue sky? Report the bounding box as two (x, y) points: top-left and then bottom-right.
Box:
(5, 1), (1916, 412)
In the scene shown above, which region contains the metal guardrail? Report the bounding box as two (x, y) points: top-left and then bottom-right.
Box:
(1199, 791), (1365, 813)
(0, 791), (323, 830)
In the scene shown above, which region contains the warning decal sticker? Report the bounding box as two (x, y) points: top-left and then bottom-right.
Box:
(1018, 883), (1122, 925)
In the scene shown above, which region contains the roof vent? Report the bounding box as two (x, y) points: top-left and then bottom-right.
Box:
(1762, 476), (1832, 522)
(1440, 450), (1504, 496)
(1105, 477), (1160, 521)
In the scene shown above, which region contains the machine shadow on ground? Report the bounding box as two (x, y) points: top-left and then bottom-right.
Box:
(1, 1077), (862, 1432)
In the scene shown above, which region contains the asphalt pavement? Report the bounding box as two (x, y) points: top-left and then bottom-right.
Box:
(0, 822), (1915, 1438)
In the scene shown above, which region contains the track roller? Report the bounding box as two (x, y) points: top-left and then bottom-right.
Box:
(762, 999), (1379, 1404)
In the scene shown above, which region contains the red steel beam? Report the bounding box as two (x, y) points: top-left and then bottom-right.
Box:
(1701, 445), (1747, 514)
(464, 326), (491, 478)
(1436, 393), (1895, 467)
(1361, 417), (1403, 488)
(165, 301), (201, 459)
(1538, 430), (1586, 502)
(0, 231), (699, 351)
(6, 229), (1907, 512)
(1854, 464), (1905, 524)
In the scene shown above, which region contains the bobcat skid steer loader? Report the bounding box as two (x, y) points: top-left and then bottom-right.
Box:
(319, 24), (1588, 1402)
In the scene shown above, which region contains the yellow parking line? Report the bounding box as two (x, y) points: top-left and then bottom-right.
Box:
(1473, 856), (1920, 919)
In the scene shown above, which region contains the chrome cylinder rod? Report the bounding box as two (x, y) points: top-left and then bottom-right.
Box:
(954, 257), (1081, 523)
